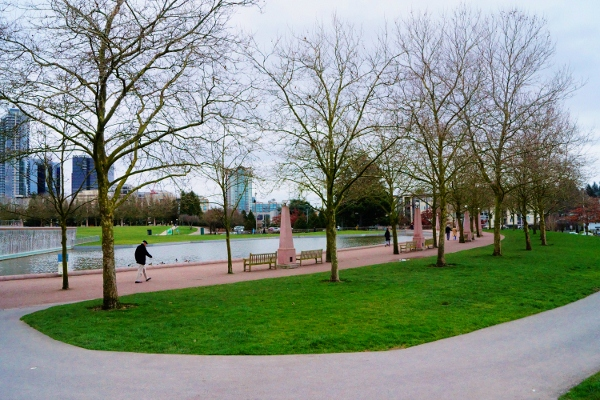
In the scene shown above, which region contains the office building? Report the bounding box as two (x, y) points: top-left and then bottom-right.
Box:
(71, 156), (114, 193)
(29, 158), (61, 195)
(0, 109), (30, 199)
(226, 167), (252, 212)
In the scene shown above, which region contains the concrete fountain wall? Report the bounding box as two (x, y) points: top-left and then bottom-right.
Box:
(0, 227), (77, 260)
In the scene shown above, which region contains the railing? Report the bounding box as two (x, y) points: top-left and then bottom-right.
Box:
(75, 236), (100, 245)
(0, 219), (23, 226)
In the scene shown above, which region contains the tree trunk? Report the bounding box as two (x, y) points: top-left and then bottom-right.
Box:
(97, 158), (119, 310)
(432, 194), (438, 248)
(492, 195), (503, 256)
(391, 212), (399, 255)
(469, 213), (475, 241)
(326, 215), (339, 282)
(539, 208), (547, 246)
(225, 228), (233, 274)
(436, 197), (447, 267)
(61, 221), (69, 290)
(532, 211), (538, 235)
(475, 209), (482, 238)
(524, 220), (532, 250)
(100, 203), (118, 310)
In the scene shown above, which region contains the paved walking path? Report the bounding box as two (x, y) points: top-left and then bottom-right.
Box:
(1, 233), (599, 399)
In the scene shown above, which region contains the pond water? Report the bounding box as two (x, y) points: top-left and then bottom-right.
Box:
(0, 234), (417, 276)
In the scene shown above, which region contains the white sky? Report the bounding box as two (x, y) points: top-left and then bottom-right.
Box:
(215, 0), (600, 204)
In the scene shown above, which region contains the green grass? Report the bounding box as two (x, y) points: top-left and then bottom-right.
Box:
(22, 230), (600, 356)
(76, 226), (369, 246)
(560, 372), (600, 399)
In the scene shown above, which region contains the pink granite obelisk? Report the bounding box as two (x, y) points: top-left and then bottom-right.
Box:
(463, 210), (472, 241)
(413, 208), (425, 250)
(277, 204), (297, 267)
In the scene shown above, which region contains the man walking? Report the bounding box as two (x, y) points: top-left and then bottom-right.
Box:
(135, 240), (153, 283)
(445, 225), (451, 240)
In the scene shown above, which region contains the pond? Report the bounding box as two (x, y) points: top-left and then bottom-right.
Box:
(0, 233), (417, 276)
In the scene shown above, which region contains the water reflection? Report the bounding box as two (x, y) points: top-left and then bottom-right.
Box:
(0, 234), (416, 276)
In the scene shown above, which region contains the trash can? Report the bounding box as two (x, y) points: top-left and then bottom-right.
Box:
(200, 227), (205, 235)
(57, 253), (68, 275)
(147, 229), (152, 235)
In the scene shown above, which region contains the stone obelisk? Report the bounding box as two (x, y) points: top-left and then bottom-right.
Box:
(277, 204), (297, 268)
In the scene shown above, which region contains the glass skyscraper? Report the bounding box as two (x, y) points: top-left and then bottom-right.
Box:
(226, 167), (252, 212)
(0, 109), (30, 199)
(29, 159), (61, 195)
(71, 156), (114, 193)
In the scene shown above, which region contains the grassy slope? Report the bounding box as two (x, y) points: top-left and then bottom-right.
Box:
(22, 230), (600, 356)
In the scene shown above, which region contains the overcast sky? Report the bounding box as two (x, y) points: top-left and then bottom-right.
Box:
(193, 1), (600, 205)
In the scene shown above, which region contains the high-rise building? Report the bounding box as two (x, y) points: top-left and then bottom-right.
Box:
(0, 109), (30, 199)
(29, 159), (61, 195)
(226, 167), (252, 212)
(71, 156), (114, 193)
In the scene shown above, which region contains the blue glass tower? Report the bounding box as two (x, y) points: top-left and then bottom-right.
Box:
(226, 167), (252, 212)
(71, 156), (114, 193)
(0, 109), (30, 199)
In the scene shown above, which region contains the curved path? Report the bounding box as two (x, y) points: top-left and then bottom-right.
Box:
(1, 233), (599, 399)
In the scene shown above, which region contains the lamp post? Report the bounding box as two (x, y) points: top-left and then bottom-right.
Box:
(254, 192), (257, 234)
(414, 199), (420, 227)
(306, 205), (310, 231)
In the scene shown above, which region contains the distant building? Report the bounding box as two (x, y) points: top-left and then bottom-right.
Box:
(0, 109), (30, 199)
(71, 156), (114, 193)
(137, 190), (175, 203)
(198, 196), (209, 213)
(253, 198), (281, 228)
(226, 167), (252, 212)
(28, 159), (61, 196)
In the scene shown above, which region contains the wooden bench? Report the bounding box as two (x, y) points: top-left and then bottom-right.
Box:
(400, 242), (415, 252)
(296, 249), (323, 266)
(424, 238), (434, 249)
(243, 252), (277, 272)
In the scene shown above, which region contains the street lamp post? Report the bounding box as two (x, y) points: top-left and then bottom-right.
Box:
(254, 192), (257, 234)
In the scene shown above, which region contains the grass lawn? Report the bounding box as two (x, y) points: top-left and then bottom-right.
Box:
(76, 225), (373, 246)
(22, 230), (600, 356)
(560, 372), (600, 399)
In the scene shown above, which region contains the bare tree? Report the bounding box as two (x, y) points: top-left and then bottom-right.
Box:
(41, 140), (94, 290)
(520, 107), (584, 246)
(250, 17), (397, 282)
(464, 9), (577, 256)
(190, 122), (257, 274)
(394, 7), (482, 266)
(0, 0), (258, 309)
(376, 135), (415, 254)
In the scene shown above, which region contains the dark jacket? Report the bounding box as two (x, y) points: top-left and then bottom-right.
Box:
(445, 226), (452, 234)
(135, 244), (152, 265)
(384, 229), (391, 240)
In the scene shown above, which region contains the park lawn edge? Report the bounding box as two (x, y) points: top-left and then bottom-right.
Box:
(76, 225), (374, 246)
(559, 371), (600, 399)
(21, 230), (600, 356)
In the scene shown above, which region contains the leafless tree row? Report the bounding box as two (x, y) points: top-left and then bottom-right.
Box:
(0, 1), (586, 307)
(253, 7), (584, 272)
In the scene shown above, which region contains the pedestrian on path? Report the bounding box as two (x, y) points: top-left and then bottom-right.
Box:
(134, 240), (153, 283)
(384, 228), (391, 247)
(445, 225), (451, 240)
(452, 227), (457, 240)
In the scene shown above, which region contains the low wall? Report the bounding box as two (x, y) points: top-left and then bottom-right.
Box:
(0, 227), (77, 260)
